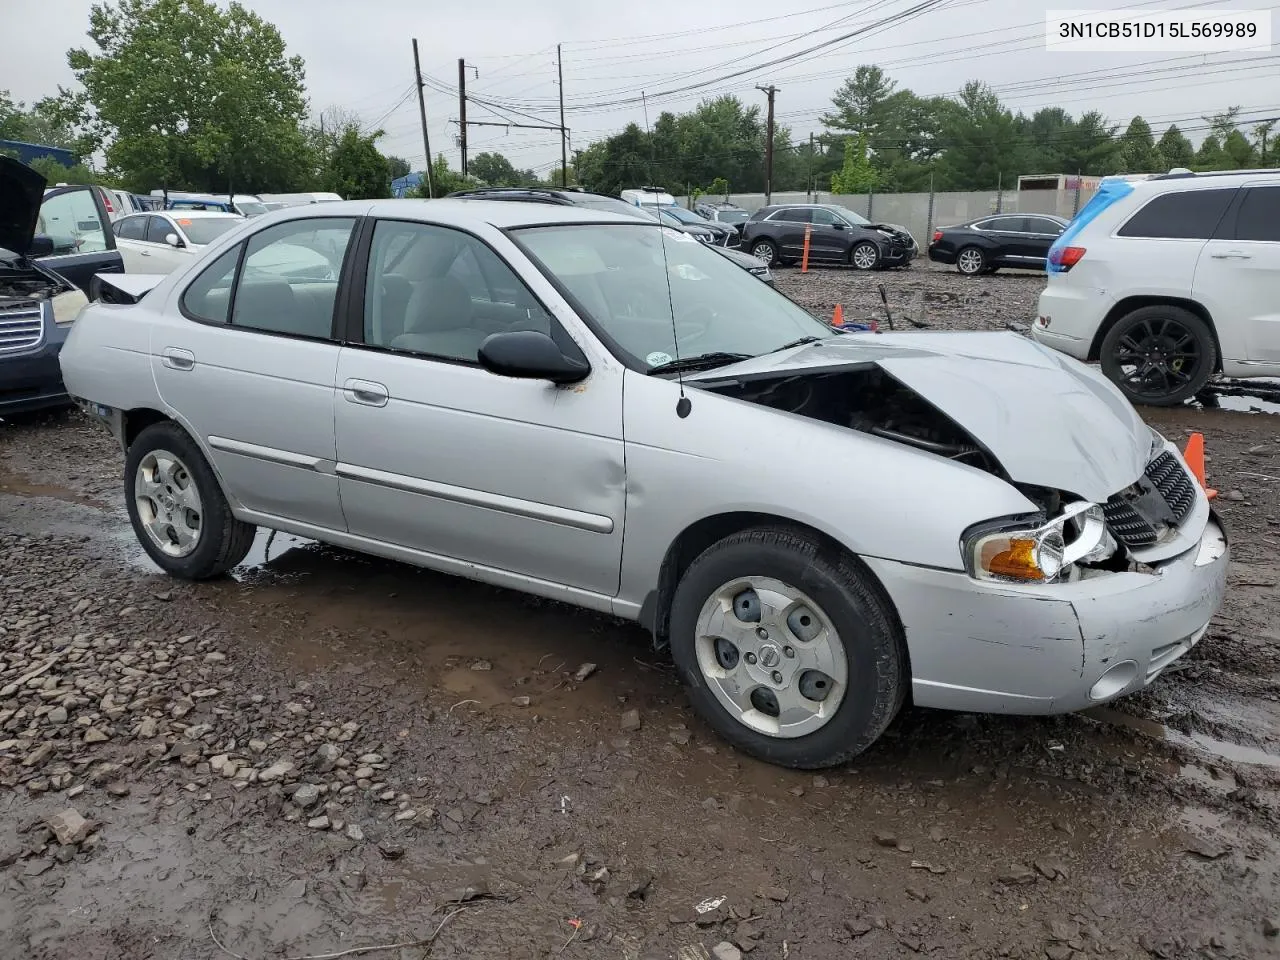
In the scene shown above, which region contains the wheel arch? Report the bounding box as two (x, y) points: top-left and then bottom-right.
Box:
(1087, 296), (1223, 372)
(638, 511), (908, 676)
(122, 407), (175, 450)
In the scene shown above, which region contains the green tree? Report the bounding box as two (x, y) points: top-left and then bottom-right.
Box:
(830, 133), (876, 193)
(66, 0), (310, 193)
(411, 154), (474, 197)
(469, 151), (524, 186)
(386, 155), (410, 181)
(27, 156), (99, 185)
(1054, 111), (1121, 176)
(1253, 120), (1276, 166)
(323, 124), (389, 199)
(1222, 129), (1256, 169)
(707, 176), (729, 198)
(936, 81), (1027, 190)
(1117, 116), (1164, 174)
(1157, 125), (1195, 168)
(822, 65), (897, 138)
(1195, 135), (1227, 170)
(1202, 107), (1241, 143)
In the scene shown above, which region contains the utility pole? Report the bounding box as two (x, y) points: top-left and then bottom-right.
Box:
(808, 131), (814, 202)
(412, 39), (433, 198)
(458, 58), (469, 176)
(557, 44), (568, 187)
(756, 85), (778, 205)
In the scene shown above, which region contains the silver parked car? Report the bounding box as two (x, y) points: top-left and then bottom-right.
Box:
(58, 200), (1229, 769)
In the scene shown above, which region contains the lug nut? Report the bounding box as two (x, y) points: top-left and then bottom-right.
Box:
(745, 652), (757, 665)
(771, 670), (784, 684)
(756, 627), (769, 640)
(783, 646), (795, 658)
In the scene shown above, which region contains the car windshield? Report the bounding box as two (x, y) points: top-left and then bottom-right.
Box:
(833, 207), (871, 226)
(175, 217), (241, 245)
(514, 222), (835, 369)
(662, 206), (705, 224)
(236, 202), (269, 217)
(574, 196), (651, 218)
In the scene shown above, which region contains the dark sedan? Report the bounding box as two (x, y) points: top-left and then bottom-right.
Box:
(739, 203), (916, 270)
(928, 214), (1069, 275)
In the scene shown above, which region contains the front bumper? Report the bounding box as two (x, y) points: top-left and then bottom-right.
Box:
(863, 511), (1229, 715)
(880, 242), (916, 266)
(0, 337), (71, 414)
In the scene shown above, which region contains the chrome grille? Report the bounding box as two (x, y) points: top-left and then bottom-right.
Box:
(1103, 451), (1198, 549)
(0, 300), (44, 354)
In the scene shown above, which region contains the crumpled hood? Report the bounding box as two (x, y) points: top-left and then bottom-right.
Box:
(685, 331), (1150, 502)
(0, 156), (45, 257)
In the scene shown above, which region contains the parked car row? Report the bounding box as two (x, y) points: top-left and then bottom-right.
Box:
(53, 196), (1229, 770)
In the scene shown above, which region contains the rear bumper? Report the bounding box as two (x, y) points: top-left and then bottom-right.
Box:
(1034, 283), (1110, 361)
(927, 245), (956, 265)
(863, 511), (1229, 715)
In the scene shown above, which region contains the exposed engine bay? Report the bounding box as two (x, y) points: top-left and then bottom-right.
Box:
(699, 365), (1005, 478)
(0, 277), (60, 301)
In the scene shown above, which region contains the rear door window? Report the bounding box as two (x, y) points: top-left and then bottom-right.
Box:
(1233, 186), (1280, 242)
(773, 208), (812, 223)
(115, 216), (147, 241)
(1117, 189), (1236, 239)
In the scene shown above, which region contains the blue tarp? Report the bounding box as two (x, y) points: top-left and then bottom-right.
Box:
(0, 139), (78, 167)
(391, 172), (424, 198)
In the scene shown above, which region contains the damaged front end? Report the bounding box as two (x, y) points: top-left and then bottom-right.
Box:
(688, 333), (1211, 585)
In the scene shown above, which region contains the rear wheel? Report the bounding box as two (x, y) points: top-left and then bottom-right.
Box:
(125, 421), (257, 579)
(956, 246), (986, 275)
(668, 527), (906, 769)
(850, 242), (880, 271)
(1099, 305), (1216, 407)
(750, 239), (779, 266)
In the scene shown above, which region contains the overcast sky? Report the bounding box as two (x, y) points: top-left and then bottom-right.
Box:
(9, 0), (1279, 177)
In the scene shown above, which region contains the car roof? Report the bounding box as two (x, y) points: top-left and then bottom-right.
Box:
(269, 198), (647, 229)
(135, 209), (241, 220)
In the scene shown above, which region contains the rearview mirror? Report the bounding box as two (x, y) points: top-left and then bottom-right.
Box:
(164, 233), (184, 248)
(26, 235), (55, 257)
(478, 330), (590, 385)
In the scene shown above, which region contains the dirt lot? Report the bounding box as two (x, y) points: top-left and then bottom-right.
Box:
(2, 265), (1280, 960)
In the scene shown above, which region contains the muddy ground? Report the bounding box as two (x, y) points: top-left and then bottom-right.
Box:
(2, 266), (1280, 960)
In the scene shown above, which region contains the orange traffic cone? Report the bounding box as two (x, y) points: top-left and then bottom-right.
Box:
(1183, 432), (1218, 500)
(832, 303), (844, 327)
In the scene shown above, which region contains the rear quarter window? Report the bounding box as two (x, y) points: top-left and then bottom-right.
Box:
(1116, 188), (1236, 240)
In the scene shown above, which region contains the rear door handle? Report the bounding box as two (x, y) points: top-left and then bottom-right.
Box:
(1210, 251), (1252, 260)
(161, 347), (195, 371)
(343, 378), (388, 407)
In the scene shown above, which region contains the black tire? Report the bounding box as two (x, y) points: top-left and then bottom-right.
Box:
(956, 245), (986, 275)
(1099, 305), (1217, 407)
(749, 239), (779, 266)
(125, 421), (257, 579)
(668, 527), (906, 769)
(850, 241), (880, 271)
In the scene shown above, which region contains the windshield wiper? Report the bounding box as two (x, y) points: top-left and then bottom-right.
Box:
(647, 351), (752, 375)
(768, 336), (824, 354)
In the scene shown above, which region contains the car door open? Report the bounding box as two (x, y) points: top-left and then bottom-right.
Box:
(333, 218), (626, 599)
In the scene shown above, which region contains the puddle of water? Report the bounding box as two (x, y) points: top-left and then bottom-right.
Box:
(1086, 707), (1280, 771)
(1214, 394), (1280, 416)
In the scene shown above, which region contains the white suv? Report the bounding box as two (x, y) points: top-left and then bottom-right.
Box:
(1034, 169), (1280, 405)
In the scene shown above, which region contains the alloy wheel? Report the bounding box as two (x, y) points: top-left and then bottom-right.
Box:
(134, 449), (203, 557)
(1112, 316), (1203, 401)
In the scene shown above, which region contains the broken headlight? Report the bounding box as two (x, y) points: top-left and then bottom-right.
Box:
(963, 502), (1117, 584)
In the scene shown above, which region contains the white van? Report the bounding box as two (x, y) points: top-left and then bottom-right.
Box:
(621, 186), (676, 208)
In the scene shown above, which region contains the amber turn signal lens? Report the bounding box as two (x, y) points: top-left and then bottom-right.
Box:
(980, 538), (1045, 581)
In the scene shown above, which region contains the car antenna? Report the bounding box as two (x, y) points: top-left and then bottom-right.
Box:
(642, 89), (691, 419)
(877, 284), (896, 331)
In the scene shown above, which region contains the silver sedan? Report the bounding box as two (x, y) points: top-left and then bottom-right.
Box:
(58, 200), (1229, 769)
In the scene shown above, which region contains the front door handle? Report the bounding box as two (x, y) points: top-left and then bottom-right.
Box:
(161, 347), (195, 371)
(1210, 251), (1252, 260)
(343, 378), (388, 407)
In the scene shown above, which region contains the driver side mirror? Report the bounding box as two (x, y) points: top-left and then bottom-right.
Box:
(478, 330), (590, 385)
(26, 235), (55, 257)
(164, 233), (184, 248)
(831, 221), (846, 230)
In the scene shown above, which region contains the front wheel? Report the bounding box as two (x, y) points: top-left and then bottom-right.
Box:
(125, 421), (257, 579)
(749, 239), (779, 266)
(668, 527), (906, 769)
(1099, 305), (1217, 407)
(850, 241), (880, 271)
